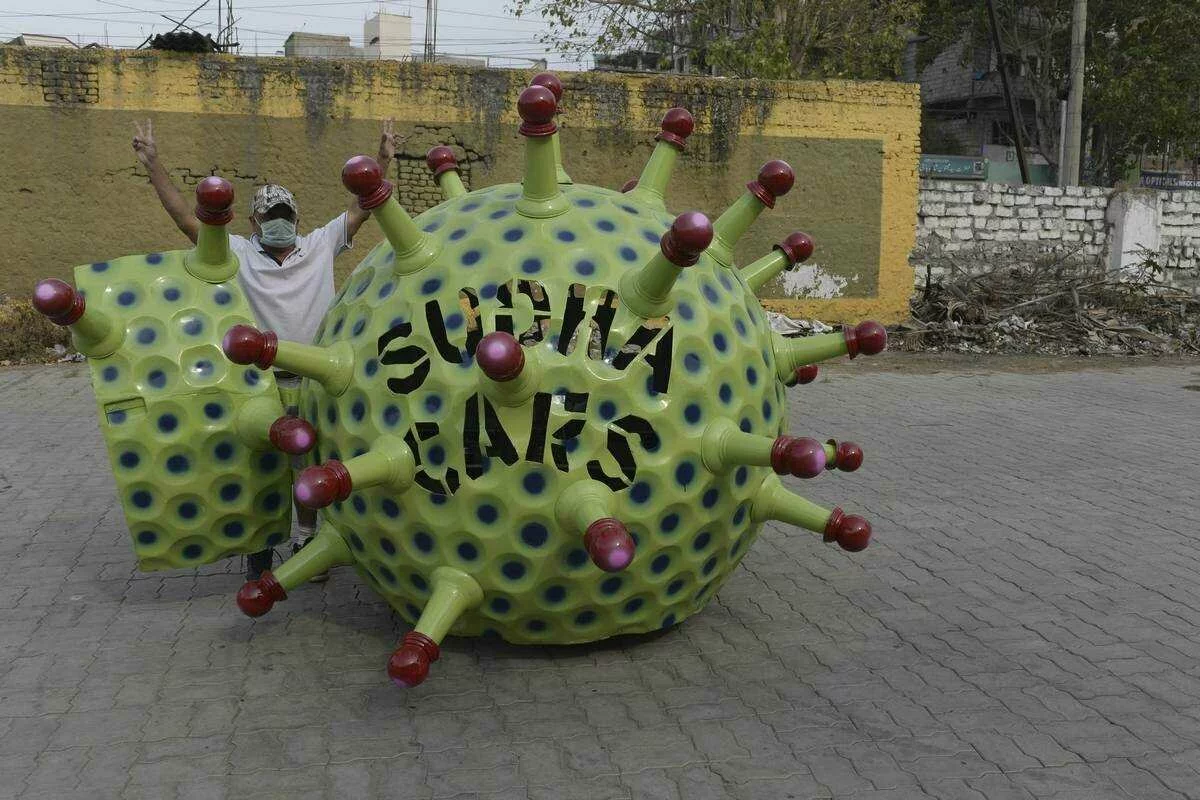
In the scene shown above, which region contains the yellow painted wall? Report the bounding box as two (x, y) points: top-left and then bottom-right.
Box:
(0, 48), (918, 322)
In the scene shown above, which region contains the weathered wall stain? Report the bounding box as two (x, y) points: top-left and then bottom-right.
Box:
(0, 47), (919, 322)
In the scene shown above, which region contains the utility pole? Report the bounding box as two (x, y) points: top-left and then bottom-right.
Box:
(424, 0), (438, 62)
(985, 0), (1030, 183)
(1062, 0), (1087, 185)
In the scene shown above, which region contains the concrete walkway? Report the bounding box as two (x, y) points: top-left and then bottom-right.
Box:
(2, 360), (1200, 799)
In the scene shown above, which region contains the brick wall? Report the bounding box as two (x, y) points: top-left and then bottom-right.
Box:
(1159, 191), (1200, 268)
(916, 181), (1110, 274)
(914, 180), (1200, 292)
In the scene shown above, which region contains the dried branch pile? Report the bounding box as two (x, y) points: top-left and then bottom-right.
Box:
(899, 257), (1200, 356)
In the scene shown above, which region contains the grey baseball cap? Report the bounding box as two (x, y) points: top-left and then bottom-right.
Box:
(250, 184), (298, 217)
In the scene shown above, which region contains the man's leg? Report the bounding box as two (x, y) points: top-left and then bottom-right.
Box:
(292, 503), (329, 583)
(275, 370), (329, 584)
(246, 547), (272, 581)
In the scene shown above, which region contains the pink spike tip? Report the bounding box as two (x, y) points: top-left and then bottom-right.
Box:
(786, 364), (819, 386)
(584, 518), (635, 572)
(770, 436), (826, 479)
(295, 460), (352, 509)
(269, 416), (317, 455)
(426, 145), (460, 178)
(776, 232), (814, 265)
(475, 331), (526, 382)
(32, 279), (85, 326)
(530, 72), (563, 102)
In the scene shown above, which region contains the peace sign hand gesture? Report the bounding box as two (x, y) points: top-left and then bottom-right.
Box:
(132, 119), (158, 167)
(378, 117), (399, 164)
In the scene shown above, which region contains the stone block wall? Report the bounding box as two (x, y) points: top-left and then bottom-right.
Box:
(1159, 191), (1200, 267)
(915, 180), (1200, 292)
(916, 181), (1111, 277)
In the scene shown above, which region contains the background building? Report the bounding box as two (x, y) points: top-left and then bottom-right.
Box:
(916, 33), (1053, 186)
(6, 34), (80, 49)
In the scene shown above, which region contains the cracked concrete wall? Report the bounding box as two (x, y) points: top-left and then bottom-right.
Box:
(0, 48), (919, 322)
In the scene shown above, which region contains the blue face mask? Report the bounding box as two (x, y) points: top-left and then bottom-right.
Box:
(259, 218), (296, 248)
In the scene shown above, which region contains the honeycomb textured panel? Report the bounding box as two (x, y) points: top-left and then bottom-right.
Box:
(71, 251), (292, 569)
(304, 183), (783, 643)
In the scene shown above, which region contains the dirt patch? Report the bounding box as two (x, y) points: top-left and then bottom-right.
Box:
(0, 296), (72, 364)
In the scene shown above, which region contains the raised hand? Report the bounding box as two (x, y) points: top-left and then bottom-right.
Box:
(132, 119), (158, 167)
(378, 117), (399, 164)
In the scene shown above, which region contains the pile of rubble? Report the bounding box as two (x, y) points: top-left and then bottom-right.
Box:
(897, 260), (1200, 356)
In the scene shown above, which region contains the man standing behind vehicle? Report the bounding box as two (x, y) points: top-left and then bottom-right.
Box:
(132, 118), (401, 582)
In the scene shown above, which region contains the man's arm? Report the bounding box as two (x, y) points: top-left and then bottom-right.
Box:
(345, 118), (399, 242)
(133, 120), (200, 244)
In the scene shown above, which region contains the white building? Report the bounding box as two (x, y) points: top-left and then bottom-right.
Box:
(6, 34), (80, 48)
(363, 12), (412, 61)
(284, 12), (415, 61)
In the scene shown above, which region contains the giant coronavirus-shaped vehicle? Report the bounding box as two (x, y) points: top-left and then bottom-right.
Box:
(34, 74), (886, 688)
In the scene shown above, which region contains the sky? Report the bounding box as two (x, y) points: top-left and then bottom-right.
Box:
(0, 0), (594, 70)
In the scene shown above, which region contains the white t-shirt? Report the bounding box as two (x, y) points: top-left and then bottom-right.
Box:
(230, 212), (351, 345)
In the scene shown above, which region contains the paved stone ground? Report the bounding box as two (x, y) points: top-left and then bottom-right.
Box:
(2, 359), (1200, 800)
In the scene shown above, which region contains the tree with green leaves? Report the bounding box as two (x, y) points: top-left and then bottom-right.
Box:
(919, 0), (1200, 185)
(509, 0), (924, 81)
(518, 0), (1200, 186)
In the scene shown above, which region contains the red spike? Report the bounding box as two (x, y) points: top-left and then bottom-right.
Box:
(824, 508), (872, 552)
(425, 145), (459, 178)
(195, 176), (234, 225)
(844, 321), (887, 358)
(32, 279), (85, 326)
(827, 441), (864, 473)
(518, 86), (557, 137)
(770, 436), (826, 479)
(530, 71), (563, 101)
(620, 178), (638, 193)
(295, 460), (352, 509)
(776, 232), (815, 265)
(236, 571), (287, 617)
(656, 107), (695, 149)
(660, 211), (714, 267)
(475, 331), (526, 382)
(269, 416), (316, 455)
(388, 631), (440, 688)
(746, 160), (795, 209)
(221, 324), (278, 370)
(584, 518), (635, 572)
(784, 364), (819, 387)
(342, 155), (393, 209)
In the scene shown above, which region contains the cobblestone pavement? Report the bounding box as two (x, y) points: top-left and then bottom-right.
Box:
(2, 360), (1200, 799)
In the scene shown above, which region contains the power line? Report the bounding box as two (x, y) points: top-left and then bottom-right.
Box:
(1, 0), (543, 23)
(1, 10), (548, 37)
(2, 0), (592, 62)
